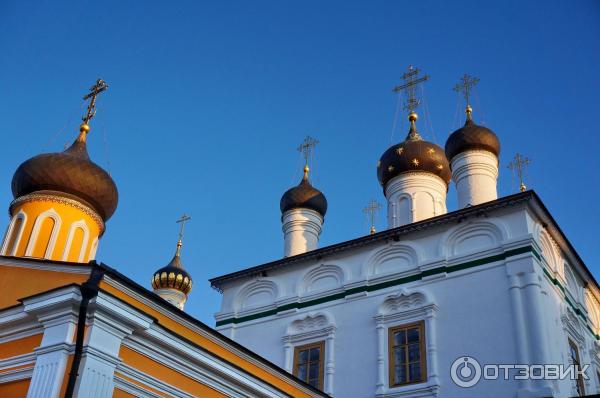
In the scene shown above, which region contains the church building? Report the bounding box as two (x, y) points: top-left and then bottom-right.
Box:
(210, 68), (600, 397)
(0, 67), (599, 398)
(0, 80), (327, 398)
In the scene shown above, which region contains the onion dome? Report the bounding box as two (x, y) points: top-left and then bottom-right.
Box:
(151, 240), (193, 295)
(280, 166), (328, 217)
(11, 124), (118, 221)
(377, 113), (451, 187)
(445, 106), (500, 162)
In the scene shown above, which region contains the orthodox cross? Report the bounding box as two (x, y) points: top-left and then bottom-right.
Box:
(363, 199), (382, 235)
(175, 214), (192, 254)
(82, 79), (109, 124)
(453, 74), (479, 108)
(393, 65), (429, 115)
(507, 153), (531, 192)
(298, 136), (319, 166)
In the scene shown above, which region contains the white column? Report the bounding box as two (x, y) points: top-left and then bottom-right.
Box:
(282, 340), (293, 372)
(24, 286), (81, 398)
(384, 172), (447, 228)
(325, 331), (335, 396)
(375, 319), (386, 395)
(282, 208), (323, 257)
(450, 150), (498, 208)
(73, 291), (152, 398)
(506, 255), (554, 397)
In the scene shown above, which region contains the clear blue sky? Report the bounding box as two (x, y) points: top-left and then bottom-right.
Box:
(1, 1), (598, 325)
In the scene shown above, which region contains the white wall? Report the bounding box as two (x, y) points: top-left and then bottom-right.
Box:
(215, 205), (600, 397)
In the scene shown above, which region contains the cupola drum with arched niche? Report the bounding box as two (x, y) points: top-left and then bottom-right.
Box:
(0, 79), (117, 263)
(280, 136), (327, 257)
(377, 66), (450, 228)
(445, 75), (500, 208)
(151, 214), (194, 310)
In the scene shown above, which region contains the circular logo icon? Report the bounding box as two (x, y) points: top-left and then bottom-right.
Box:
(450, 356), (482, 388)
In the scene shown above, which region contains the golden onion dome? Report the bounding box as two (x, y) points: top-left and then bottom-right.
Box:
(151, 242), (193, 295)
(11, 124), (118, 221)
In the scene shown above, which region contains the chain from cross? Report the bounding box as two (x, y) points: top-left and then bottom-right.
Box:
(82, 79), (109, 124)
(507, 153), (531, 192)
(363, 199), (382, 235)
(176, 214), (192, 243)
(393, 65), (429, 115)
(453, 74), (479, 107)
(297, 136), (319, 167)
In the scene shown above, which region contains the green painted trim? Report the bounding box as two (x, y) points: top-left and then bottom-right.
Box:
(540, 263), (600, 340)
(216, 246), (533, 327)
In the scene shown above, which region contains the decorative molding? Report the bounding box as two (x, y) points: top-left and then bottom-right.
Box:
(234, 278), (280, 312)
(374, 289), (439, 397)
(24, 208), (62, 259)
(365, 243), (420, 280)
(443, 219), (505, 258)
(11, 192), (104, 235)
(299, 264), (345, 297)
(89, 237), (99, 261)
(282, 312), (336, 395)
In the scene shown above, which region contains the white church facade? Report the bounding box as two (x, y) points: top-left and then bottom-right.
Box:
(210, 70), (600, 397)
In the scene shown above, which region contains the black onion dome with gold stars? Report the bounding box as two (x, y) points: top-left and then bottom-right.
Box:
(377, 114), (451, 188)
(445, 107), (500, 162)
(280, 166), (328, 217)
(11, 124), (119, 221)
(151, 241), (193, 296)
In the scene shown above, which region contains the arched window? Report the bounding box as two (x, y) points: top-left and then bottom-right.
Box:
(25, 209), (61, 259)
(62, 221), (90, 263)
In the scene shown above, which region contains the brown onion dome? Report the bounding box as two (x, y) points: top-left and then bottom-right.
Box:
(151, 243), (193, 295)
(280, 167), (328, 217)
(377, 114), (451, 188)
(11, 124), (118, 221)
(445, 108), (500, 162)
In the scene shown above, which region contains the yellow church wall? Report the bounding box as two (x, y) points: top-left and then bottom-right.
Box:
(112, 387), (139, 398)
(101, 282), (315, 398)
(3, 197), (103, 263)
(0, 334), (42, 359)
(119, 346), (227, 398)
(114, 372), (170, 398)
(0, 379), (30, 397)
(0, 264), (90, 309)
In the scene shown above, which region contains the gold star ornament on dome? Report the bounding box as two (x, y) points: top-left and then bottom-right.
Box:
(411, 158), (420, 166)
(396, 147), (404, 156)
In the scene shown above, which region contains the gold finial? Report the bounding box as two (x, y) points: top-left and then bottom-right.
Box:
(507, 153), (531, 192)
(453, 74), (479, 120)
(175, 214), (192, 256)
(363, 199), (382, 235)
(297, 136), (319, 181)
(393, 65), (429, 140)
(81, 78), (109, 131)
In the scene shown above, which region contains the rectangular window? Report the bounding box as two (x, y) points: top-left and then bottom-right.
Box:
(569, 339), (585, 396)
(389, 321), (426, 387)
(293, 341), (324, 390)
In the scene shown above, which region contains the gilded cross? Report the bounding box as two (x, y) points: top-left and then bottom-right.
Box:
(393, 65), (429, 115)
(507, 153), (531, 192)
(453, 74), (479, 108)
(363, 199), (382, 235)
(175, 214), (192, 251)
(297, 136), (319, 167)
(82, 79), (109, 124)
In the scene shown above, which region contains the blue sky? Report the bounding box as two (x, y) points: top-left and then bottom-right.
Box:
(1, 1), (598, 325)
